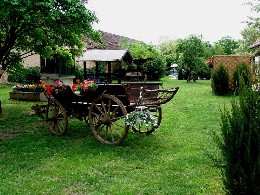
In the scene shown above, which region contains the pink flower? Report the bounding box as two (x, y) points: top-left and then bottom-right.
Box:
(83, 84), (88, 90)
(57, 81), (63, 87)
(54, 80), (59, 86)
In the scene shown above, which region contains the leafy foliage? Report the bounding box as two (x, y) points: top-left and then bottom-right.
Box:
(157, 39), (178, 71)
(121, 42), (166, 81)
(237, 0), (260, 54)
(125, 109), (157, 128)
(211, 65), (230, 95)
(174, 35), (212, 80)
(214, 36), (239, 55)
(233, 62), (252, 93)
(175, 35), (205, 73)
(216, 87), (260, 194)
(0, 0), (100, 75)
(142, 51), (166, 81)
(7, 65), (41, 84)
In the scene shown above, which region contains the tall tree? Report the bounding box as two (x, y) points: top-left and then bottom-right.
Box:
(246, 0), (260, 28)
(157, 39), (178, 71)
(121, 41), (166, 80)
(237, 0), (260, 54)
(0, 0), (100, 78)
(214, 36), (239, 55)
(175, 35), (205, 72)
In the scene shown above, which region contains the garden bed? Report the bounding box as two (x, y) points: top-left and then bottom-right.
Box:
(9, 91), (47, 101)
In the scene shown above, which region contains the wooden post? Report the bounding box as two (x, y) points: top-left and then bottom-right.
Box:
(95, 61), (99, 79)
(107, 62), (111, 84)
(83, 61), (87, 79)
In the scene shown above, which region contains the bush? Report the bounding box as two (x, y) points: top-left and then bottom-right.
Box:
(7, 65), (41, 84)
(211, 65), (229, 95)
(74, 64), (84, 80)
(142, 53), (166, 81)
(233, 63), (252, 94)
(216, 87), (260, 194)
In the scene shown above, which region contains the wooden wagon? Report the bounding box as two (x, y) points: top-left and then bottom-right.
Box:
(44, 49), (179, 145)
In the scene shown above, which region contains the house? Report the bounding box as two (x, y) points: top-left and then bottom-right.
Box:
(249, 38), (260, 50)
(0, 31), (141, 84)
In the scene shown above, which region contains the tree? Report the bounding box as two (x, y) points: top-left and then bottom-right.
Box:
(237, 25), (260, 54)
(0, 0), (100, 78)
(175, 35), (208, 81)
(157, 38), (179, 71)
(121, 42), (166, 80)
(214, 36), (239, 55)
(246, 0), (260, 28)
(236, 0), (260, 54)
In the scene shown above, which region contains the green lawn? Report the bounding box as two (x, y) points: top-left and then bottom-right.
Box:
(0, 78), (234, 194)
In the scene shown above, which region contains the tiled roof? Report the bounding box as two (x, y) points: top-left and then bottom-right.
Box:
(84, 31), (141, 50)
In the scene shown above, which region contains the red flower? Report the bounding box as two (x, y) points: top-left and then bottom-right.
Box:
(206, 59), (212, 64)
(75, 78), (81, 83)
(71, 84), (77, 91)
(45, 85), (52, 95)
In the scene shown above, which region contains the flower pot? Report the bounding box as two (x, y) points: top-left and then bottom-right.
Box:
(9, 91), (47, 101)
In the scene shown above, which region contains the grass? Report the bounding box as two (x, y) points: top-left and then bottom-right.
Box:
(0, 78), (235, 194)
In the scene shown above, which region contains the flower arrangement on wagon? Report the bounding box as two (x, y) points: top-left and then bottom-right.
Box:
(71, 79), (98, 94)
(51, 80), (67, 94)
(125, 107), (157, 128)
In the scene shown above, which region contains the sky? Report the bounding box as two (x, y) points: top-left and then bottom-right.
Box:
(87, 0), (253, 45)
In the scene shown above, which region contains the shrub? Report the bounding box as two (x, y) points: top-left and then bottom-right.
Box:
(7, 65), (41, 84)
(233, 63), (252, 94)
(74, 64), (84, 80)
(26, 67), (41, 83)
(216, 87), (260, 194)
(211, 65), (229, 95)
(142, 53), (166, 81)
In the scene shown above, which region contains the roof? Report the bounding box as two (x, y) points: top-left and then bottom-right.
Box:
(84, 31), (142, 50)
(249, 38), (260, 49)
(78, 49), (132, 62)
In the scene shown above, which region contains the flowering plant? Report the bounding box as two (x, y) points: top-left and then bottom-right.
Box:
(206, 59), (212, 64)
(71, 80), (98, 93)
(52, 80), (66, 94)
(125, 108), (157, 128)
(13, 83), (46, 92)
(206, 59), (213, 68)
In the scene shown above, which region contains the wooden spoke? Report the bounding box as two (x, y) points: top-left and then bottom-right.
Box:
(45, 99), (68, 135)
(88, 94), (129, 145)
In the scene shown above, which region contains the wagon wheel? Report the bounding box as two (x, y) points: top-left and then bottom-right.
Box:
(45, 98), (68, 135)
(132, 106), (162, 135)
(88, 94), (129, 145)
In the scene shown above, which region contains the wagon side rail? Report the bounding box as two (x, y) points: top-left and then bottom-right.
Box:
(123, 82), (179, 107)
(141, 87), (179, 106)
